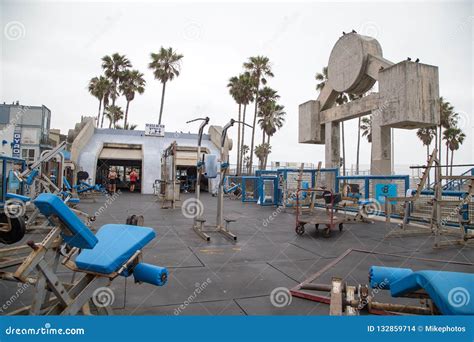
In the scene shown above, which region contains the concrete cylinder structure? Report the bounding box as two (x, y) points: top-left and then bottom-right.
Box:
(327, 33), (383, 95)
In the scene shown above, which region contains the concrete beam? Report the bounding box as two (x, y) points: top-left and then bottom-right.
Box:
(317, 83), (339, 111)
(325, 121), (340, 190)
(371, 114), (392, 175)
(366, 54), (394, 81)
(298, 100), (325, 144)
(320, 93), (379, 124)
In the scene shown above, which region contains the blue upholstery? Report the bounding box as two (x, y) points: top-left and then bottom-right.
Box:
(63, 178), (72, 191)
(6, 193), (31, 203)
(133, 263), (168, 286)
(75, 224), (155, 275)
(370, 266), (474, 315)
(33, 193), (98, 249)
(369, 266), (413, 289)
(390, 270), (474, 315)
(67, 197), (80, 204)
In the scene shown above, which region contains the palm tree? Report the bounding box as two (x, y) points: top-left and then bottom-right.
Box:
(438, 97), (459, 177)
(238, 73), (255, 174)
(104, 105), (124, 129)
(241, 144), (250, 174)
(258, 102), (285, 169)
(243, 56), (274, 174)
(149, 47), (184, 125)
(443, 127), (466, 176)
(257, 87), (280, 145)
(228, 75), (244, 174)
(119, 69), (146, 128)
(254, 143), (271, 170)
(101, 53), (132, 107)
(116, 123), (138, 130)
(416, 127), (436, 186)
(88, 76), (111, 127)
(360, 116), (372, 143)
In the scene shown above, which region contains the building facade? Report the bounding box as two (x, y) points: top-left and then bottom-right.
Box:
(0, 102), (52, 162)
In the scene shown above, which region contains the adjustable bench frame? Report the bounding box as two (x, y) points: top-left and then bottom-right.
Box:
(10, 215), (150, 315)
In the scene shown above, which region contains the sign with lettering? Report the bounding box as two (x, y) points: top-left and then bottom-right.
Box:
(145, 124), (165, 137)
(12, 128), (21, 158)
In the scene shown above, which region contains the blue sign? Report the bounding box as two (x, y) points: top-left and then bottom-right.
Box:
(12, 129), (21, 158)
(375, 183), (397, 204)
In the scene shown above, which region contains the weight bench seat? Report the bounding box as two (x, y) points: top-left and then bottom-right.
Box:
(34, 193), (98, 249)
(75, 224), (155, 275)
(370, 266), (474, 315)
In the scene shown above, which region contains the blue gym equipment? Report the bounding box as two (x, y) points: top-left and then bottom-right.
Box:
(11, 193), (168, 315)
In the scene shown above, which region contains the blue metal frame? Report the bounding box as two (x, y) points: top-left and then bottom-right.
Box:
(0, 155), (26, 205)
(277, 168), (339, 206)
(337, 174), (410, 199)
(241, 176), (259, 203)
(257, 176), (279, 206)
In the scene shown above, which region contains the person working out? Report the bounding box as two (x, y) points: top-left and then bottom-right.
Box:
(108, 167), (118, 194)
(129, 169), (138, 192)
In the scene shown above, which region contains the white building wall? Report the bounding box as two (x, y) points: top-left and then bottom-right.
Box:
(77, 129), (221, 194)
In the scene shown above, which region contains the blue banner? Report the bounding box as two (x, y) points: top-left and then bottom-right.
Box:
(0, 316), (472, 342)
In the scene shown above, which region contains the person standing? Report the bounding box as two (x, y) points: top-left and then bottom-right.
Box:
(108, 167), (118, 194)
(129, 168), (138, 192)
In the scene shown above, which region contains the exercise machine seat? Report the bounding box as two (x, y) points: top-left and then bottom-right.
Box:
(370, 266), (474, 315)
(6, 193), (31, 203)
(34, 193), (98, 249)
(390, 270), (474, 315)
(75, 224), (155, 275)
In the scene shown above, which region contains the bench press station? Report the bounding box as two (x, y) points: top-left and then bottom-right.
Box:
(10, 193), (168, 315)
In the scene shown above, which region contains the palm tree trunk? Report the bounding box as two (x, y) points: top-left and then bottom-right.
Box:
(236, 104), (241, 175)
(356, 117), (361, 175)
(124, 100), (130, 128)
(264, 135), (271, 169)
(438, 125), (442, 185)
(262, 130), (266, 145)
(158, 81), (167, 125)
(426, 144), (430, 187)
(240, 105), (247, 174)
(426, 145), (431, 189)
(342, 122), (346, 176)
(450, 149), (454, 176)
(249, 81), (260, 175)
(101, 106), (106, 128)
(108, 117), (112, 129)
(97, 99), (102, 127)
(445, 142), (449, 180)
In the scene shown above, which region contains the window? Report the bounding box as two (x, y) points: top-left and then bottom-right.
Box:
(21, 148), (35, 163)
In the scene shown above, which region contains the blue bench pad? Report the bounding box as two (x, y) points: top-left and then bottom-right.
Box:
(75, 224), (155, 275)
(34, 193), (98, 249)
(390, 270), (474, 315)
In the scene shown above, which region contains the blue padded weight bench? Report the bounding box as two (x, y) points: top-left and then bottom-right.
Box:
(14, 193), (168, 316)
(369, 266), (474, 315)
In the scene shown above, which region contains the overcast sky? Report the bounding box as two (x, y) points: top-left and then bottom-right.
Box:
(1, 0), (472, 171)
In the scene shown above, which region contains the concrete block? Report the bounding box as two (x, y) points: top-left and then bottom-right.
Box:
(298, 100), (324, 144)
(379, 61), (440, 129)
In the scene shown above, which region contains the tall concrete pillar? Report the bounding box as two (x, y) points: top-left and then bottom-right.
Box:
(325, 122), (340, 190)
(371, 115), (391, 175)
